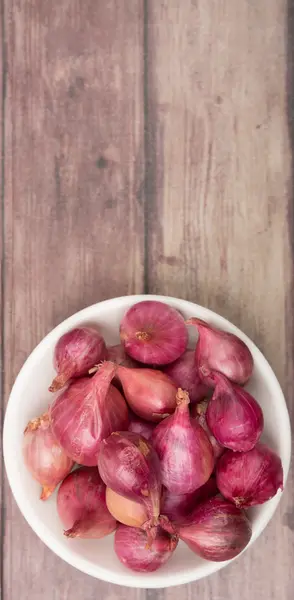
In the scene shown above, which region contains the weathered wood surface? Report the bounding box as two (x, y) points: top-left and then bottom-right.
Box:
(1, 0), (293, 599)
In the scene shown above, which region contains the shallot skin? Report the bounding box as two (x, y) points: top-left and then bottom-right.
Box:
(191, 400), (224, 460)
(216, 444), (284, 508)
(179, 497), (252, 562)
(128, 413), (155, 440)
(114, 524), (178, 572)
(49, 326), (106, 392)
(162, 477), (218, 524)
(23, 412), (73, 500)
(120, 300), (188, 365)
(152, 389), (214, 494)
(116, 364), (178, 422)
(187, 318), (253, 386)
(106, 344), (138, 369)
(106, 487), (148, 527)
(50, 363), (128, 466)
(98, 431), (162, 521)
(163, 349), (210, 404)
(206, 372), (264, 452)
(57, 467), (116, 539)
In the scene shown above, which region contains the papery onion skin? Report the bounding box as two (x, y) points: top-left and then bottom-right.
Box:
(114, 524), (178, 572)
(106, 487), (148, 527)
(187, 318), (253, 386)
(178, 496), (252, 562)
(152, 389), (214, 494)
(49, 327), (106, 392)
(163, 350), (210, 403)
(216, 443), (284, 508)
(50, 363), (128, 466)
(98, 431), (161, 521)
(191, 400), (224, 459)
(162, 477), (218, 524)
(206, 371), (263, 452)
(57, 467), (116, 538)
(116, 363), (177, 422)
(106, 344), (138, 369)
(120, 301), (188, 365)
(23, 412), (73, 500)
(128, 413), (155, 440)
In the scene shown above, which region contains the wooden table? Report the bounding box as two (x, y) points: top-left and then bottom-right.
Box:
(1, 1), (294, 598)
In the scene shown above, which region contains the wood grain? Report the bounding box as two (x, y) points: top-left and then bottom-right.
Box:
(146, 1), (294, 599)
(1, 0), (5, 592)
(1, 0), (294, 599)
(1, 1), (145, 599)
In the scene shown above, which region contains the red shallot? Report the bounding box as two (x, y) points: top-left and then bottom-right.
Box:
(187, 318), (253, 386)
(57, 466), (116, 538)
(115, 363), (178, 422)
(179, 496), (252, 562)
(162, 477), (218, 524)
(216, 443), (284, 508)
(120, 300), (188, 365)
(128, 413), (155, 440)
(98, 431), (161, 524)
(49, 327), (106, 392)
(23, 412), (73, 500)
(50, 362), (128, 466)
(114, 524), (178, 572)
(152, 389), (214, 494)
(106, 487), (148, 527)
(191, 400), (224, 459)
(163, 349), (210, 403)
(206, 372), (263, 452)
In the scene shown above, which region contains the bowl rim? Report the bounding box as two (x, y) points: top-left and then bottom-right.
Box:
(3, 294), (292, 588)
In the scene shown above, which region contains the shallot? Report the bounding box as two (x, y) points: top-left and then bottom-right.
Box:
(191, 400), (224, 459)
(187, 318), (253, 385)
(179, 497), (252, 562)
(152, 389), (214, 494)
(163, 349), (210, 403)
(206, 372), (263, 452)
(23, 412), (73, 500)
(216, 443), (283, 507)
(98, 431), (161, 524)
(49, 326), (106, 392)
(162, 477), (218, 524)
(120, 300), (188, 364)
(106, 488), (148, 527)
(50, 362), (128, 466)
(115, 363), (177, 422)
(114, 524), (178, 572)
(57, 466), (116, 538)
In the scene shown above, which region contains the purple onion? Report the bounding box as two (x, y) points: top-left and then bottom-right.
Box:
(114, 524), (178, 572)
(187, 317), (253, 386)
(206, 372), (264, 452)
(49, 326), (106, 392)
(179, 496), (252, 562)
(163, 349), (209, 403)
(152, 389), (214, 494)
(216, 443), (283, 507)
(98, 431), (162, 522)
(120, 301), (188, 365)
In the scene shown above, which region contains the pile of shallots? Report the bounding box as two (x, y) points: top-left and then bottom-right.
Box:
(23, 300), (284, 573)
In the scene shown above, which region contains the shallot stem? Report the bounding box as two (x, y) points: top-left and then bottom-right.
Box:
(175, 388), (190, 407)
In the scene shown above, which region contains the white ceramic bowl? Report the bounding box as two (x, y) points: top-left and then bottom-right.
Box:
(3, 295), (291, 588)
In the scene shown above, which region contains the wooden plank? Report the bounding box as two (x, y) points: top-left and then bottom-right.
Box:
(2, 1), (145, 598)
(146, 1), (294, 599)
(1, 0), (5, 593)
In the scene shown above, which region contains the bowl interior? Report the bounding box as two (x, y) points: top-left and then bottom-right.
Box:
(3, 295), (291, 588)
